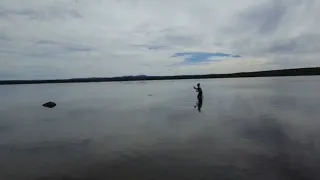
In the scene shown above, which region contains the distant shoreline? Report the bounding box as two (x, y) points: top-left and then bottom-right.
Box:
(1, 67), (320, 85)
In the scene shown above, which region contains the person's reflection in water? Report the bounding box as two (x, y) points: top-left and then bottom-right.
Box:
(194, 83), (204, 112)
(195, 97), (203, 112)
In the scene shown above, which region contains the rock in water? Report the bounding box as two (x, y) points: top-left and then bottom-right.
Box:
(42, 102), (56, 108)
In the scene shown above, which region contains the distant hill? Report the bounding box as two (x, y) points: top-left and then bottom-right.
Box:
(1, 67), (320, 85)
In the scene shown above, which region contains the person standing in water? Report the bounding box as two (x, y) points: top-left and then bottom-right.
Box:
(194, 83), (203, 112)
(194, 83), (203, 100)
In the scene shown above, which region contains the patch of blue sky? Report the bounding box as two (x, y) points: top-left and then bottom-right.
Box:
(172, 52), (241, 64)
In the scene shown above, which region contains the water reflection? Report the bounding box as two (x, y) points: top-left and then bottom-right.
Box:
(0, 77), (320, 180)
(194, 97), (203, 112)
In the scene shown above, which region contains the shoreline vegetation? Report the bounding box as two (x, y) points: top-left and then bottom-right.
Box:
(1, 67), (320, 85)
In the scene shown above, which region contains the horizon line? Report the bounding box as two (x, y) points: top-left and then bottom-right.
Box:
(0, 67), (319, 85)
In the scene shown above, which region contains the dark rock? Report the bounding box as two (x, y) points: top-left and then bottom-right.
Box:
(42, 102), (56, 108)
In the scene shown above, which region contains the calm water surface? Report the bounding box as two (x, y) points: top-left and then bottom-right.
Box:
(1, 77), (320, 180)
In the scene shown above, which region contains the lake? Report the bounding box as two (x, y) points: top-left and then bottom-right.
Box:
(1, 77), (320, 180)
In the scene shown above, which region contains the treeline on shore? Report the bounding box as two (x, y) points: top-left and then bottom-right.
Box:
(1, 67), (320, 85)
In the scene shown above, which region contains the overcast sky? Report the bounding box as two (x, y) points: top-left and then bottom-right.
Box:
(0, 0), (319, 80)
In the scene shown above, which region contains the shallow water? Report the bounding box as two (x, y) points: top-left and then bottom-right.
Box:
(1, 77), (320, 180)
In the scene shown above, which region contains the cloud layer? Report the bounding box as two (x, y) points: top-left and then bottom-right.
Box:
(0, 0), (320, 79)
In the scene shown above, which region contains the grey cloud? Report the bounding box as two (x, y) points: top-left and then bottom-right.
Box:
(26, 42), (94, 58)
(35, 40), (62, 45)
(0, 35), (17, 55)
(66, 47), (93, 52)
(132, 44), (169, 50)
(267, 54), (320, 70)
(267, 34), (320, 54)
(164, 34), (198, 46)
(234, 0), (315, 35)
(130, 25), (201, 49)
(1, 0), (320, 80)
(0, 6), (81, 20)
(0, 49), (16, 55)
(146, 28), (202, 48)
(147, 46), (167, 50)
(219, 0), (320, 56)
(35, 39), (93, 51)
(0, 71), (23, 79)
(0, 34), (10, 41)
(1, 38), (94, 58)
(239, 0), (287, 35)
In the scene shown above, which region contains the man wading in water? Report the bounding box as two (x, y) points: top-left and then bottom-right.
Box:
(194, 83), (203, 112)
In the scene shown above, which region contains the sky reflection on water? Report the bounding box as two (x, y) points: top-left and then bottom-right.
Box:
(1, 77), (320, 180)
